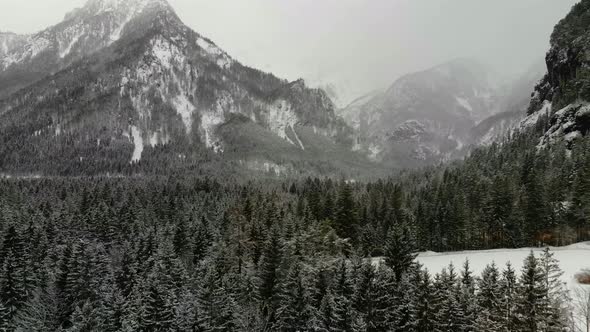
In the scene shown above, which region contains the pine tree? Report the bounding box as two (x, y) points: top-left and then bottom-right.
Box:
(477, 263), (502, 331)
(538, 248), (569, 332)
(483, 176), (514, 247)
(258, 226), (283, 323)
(365, 267), (397, 332)
(458, 260), (477, 332)
(317, 293), (342, 332)
(0, 249), (25, 327)
(434, 265), (466, 332)
(499, 262), (518, 332)
(193, 220), (211, 266)
(68, 301), (98, 332)
(141, 272), (176, 331)
(334, 183), (357, 240)
(353, 262), (375, 317)
(274, 262), (312, 331)
(173, 218), (189, 259)
(319, 262), (355, 332)
(413, 268), (435, 332)
(196, 267), (237, 331)
(96, 286), (125, 332)
(383, 223), (417, 282)
(522, 167), (549, 241)
(516, 252), (546, 332)
(572, 151), (590, 235)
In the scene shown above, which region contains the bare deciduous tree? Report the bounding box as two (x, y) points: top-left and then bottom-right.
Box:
(572, 286), (590, 332)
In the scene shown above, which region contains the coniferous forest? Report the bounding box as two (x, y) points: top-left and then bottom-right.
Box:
(2, 0), (590, 331)
(0, 120), (588, 332)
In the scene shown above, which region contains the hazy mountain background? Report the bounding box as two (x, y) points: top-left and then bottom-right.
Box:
(1, 1), (590, 331)
(0, 0), (579, 107)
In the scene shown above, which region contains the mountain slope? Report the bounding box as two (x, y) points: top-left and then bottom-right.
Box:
(0, 0), (376, 177)
(341, 59), (500, 167)
(525, 0), (590, 148)
(470, 60), (546, 145)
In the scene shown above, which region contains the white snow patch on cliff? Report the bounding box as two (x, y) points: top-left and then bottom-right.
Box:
(172, 95), (195, 132)
(196, 37), (233, 69)
(455, 96), (473, 112)
(368, 144), (381, 161)
(243, 160), (290, 176)
(108, 0), (151, 42)
(268, 100), (304, 149)
(292, 127), (305, 150)
(521, 101), (551, 129)
(199, 93), (236, 153)
(130, 126), (143, 162)
(59, 27), (84, 58)
(2, 36), (51, 68)
(150, 37), (183, 70)
(201, 111), (225, 153)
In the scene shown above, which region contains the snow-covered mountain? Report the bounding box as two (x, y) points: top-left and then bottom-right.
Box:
(0, 0), (377, 177)
(340, 59), (502, 167)
(0, 0), (180, 97)
(522, 1), (590, 150)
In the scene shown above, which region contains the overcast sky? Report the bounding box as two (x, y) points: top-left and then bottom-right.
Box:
(0, 0), (580, 100)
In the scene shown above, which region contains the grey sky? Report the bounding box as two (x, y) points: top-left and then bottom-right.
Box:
(0, 0), (580, 100)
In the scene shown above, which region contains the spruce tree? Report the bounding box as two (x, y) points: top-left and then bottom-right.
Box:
(477, 263), (502, 331)
(257, 226), (283, 323)
(334, 183), (357, 240)
(274, 262), (312, 331)
(383, 223), (417, 282)
(413, 268), (435, 332)
(365, 267), (397, 332)
(516, 252), (546, 332)
(196, 267), (237, 331)
(434, 265), (466, 332)
(538, 248), (569, 331)
(499, 262), (518, 332)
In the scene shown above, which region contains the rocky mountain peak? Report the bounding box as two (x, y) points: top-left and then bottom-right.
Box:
(0, 0), (362, 177)
(80, 0), (172, 16)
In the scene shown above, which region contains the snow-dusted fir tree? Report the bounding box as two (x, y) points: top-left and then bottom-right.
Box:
(434, 264), (467, 332)
(384, 223), (418, 282)
(477, 263), (503, 331)
(516, 252), (549, 332)
(274, 262), (313, 331)
(413, 268), (435, 331)
(538, 248), (570, 331)
(499, 262), (519, 331)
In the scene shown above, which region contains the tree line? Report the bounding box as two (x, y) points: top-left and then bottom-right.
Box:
(0, 176), (579, 331)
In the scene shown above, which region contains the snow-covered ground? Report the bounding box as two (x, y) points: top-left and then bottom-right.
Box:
(374, 242), (590, 329)
(416, 242), (590, 290)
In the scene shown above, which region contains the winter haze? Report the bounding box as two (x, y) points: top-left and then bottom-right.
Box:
(1, 0), (590, 331)
(0, 0), (578, 104)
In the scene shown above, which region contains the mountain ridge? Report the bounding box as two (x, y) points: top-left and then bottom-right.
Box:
(0, 0), (376, 178)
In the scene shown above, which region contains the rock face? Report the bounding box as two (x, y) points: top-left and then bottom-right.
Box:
(0, 0), (369, 176)
(340, 59), (502, 167)
(525, 0), (590, 148)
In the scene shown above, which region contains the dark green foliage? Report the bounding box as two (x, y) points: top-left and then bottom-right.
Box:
(0, 173), (574, 331)
(383, 223), (417, 282)
(334, 183), (357, 240)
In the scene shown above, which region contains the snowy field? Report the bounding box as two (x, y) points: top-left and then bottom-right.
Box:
(415, 242), (590, 290)
(375, 242), (590, 330)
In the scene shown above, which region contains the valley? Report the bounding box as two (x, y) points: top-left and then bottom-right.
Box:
(0, 0), (589, 331)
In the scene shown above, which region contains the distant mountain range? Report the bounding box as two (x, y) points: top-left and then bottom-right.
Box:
(0, 0), (556, 177)
(337, 59), (545, 168)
